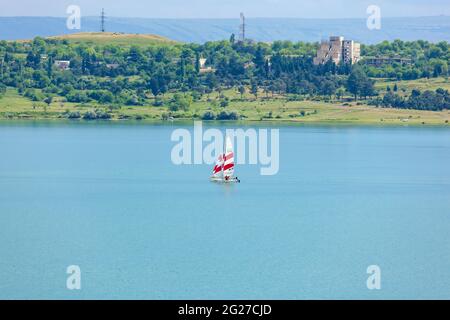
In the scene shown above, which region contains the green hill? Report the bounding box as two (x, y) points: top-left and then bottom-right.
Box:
(46, 32), (177, 47)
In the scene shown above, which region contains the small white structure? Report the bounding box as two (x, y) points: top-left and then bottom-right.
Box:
(54, 60), (71, 70)
(106, 63), (120, 69)
(199, 58), (207, 69)
(199, 57), (215, 73)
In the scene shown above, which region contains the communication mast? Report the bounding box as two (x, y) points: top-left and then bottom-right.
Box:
(101, 8), (105, 32)
(239, 12), (245, 42)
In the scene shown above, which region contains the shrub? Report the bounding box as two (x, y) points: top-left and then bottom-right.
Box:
(153, 97), (164, 107)
(201, 111), (216, 120)
(66, 91), (90, 103)
(82, 109), (112, 120)
(95, 109), (112, 120)
(88, 90), (114, 104)
(169, 93), (192, 111)
(191, 91), (202, 101)
(125, 95), (142, 106)
(82, 111), (97, 120)
(287, 94), (302, 101)
(217, 111), (239, 120)
(66, 111), (81, 119)
(24, 89), (45, 101)
(118, 114), (132, 120)
(220, 97), (229, 108)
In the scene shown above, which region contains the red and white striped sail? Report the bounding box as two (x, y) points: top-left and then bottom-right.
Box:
(210, 136), (236, 182)
(223, 136), (234, 180)
(211, 153), (224, 179)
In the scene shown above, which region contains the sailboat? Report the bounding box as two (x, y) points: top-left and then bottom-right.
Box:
(210, 136), (240, 183)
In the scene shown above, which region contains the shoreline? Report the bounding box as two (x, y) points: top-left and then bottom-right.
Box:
(1, 117), (449, 127)
(1, 78), (450, 126)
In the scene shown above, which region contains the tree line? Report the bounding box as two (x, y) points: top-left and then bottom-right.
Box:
(369, 88), (450, 111)
(0, 37), (449, 112)
(361, 39), (449, 80)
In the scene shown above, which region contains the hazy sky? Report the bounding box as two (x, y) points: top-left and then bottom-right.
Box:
(1, 0), (449, 18)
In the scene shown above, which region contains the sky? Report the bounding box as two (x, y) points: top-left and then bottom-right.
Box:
(0, 0), (449, 18)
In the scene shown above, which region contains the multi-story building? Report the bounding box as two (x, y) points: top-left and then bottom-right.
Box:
(343, 40), (361, 64)
(363, 56), (412, 67)
(314, 36), (360, 65)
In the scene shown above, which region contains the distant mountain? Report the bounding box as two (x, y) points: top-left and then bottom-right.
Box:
(1, 16), (450, 44)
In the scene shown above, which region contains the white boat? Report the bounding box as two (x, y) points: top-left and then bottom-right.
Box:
(210, 136), (240, 183)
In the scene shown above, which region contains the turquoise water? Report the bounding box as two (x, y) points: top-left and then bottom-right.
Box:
(0, 121), (449, 299)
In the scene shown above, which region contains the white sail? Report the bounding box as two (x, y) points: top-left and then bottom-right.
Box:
(209, 136), (238, 183)
(211, 153), (224, 180)
(223, 136), (234, 180)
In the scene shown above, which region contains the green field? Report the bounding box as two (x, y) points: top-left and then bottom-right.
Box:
(43, 32), (177, 47)
(375, 77), (450, 95)
(1, 85), (449, 125)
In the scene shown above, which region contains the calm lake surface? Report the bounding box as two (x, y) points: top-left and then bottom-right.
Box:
(0, 121), (449, 299)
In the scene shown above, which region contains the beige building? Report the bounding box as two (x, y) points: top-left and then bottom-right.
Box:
(314, 36), (360, 65)
(198, 57), (215, 73)
(54, 60), (71, 70)
(343, 40), (361, 64)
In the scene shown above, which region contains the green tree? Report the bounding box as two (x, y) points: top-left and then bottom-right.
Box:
(44, 96), (53, 106)
(319, 80), (337, 99)
(360, 79), (376, 99)
(238, 85), (246, 100)
(346, 67), (370, 100)
(169, 93), (193, 112)
(251, 80), (258, 99)
(229, 33), (236, 45)
(336, 87), (345, 101)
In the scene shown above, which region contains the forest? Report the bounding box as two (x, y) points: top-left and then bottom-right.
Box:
(0, 36), (449, 114)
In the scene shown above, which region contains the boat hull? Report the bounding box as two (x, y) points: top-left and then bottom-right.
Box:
(210, 177), (239, 183)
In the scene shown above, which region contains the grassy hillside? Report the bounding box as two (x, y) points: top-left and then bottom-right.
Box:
(1, 86), (449, 125)
(1, 33), (448, 125)
(46, 32), (177, 47)
(375, 78), (450, 95)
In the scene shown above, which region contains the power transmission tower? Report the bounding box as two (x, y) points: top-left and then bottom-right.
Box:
(101, 8), (105, 32)
(239, 12), (245, 42)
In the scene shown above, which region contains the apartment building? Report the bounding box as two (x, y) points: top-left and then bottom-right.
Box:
(314, 36), (360, 65)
